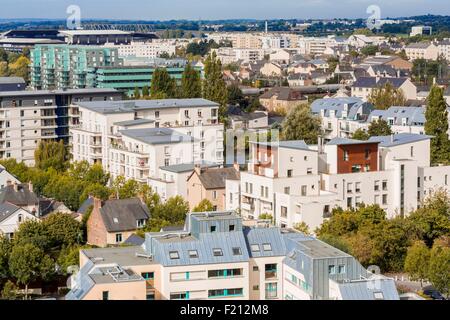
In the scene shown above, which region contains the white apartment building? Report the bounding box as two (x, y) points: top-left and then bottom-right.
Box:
(212, 47), (266, 64)
(103, 41), (177, 59)
(438, 40), (450, 61)
(70, 98), (224, 188)
(66, 211), (399, 301)
(404, 42), (439, 61)
(0, 88), (121, 165)
(228, 134), (450, 232)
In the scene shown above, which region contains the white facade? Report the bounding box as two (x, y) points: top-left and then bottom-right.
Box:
(104, 41), (177, 59)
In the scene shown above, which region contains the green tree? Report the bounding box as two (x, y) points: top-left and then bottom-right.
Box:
(181, 64), (202, 98)
(368, 119), (393, 137)
(352, 128), (370, 140)
(8, 55), (30, 82)
(13, 220), (51, 250)
(404, 241), (430, 288)
(134, 87), (141, 99)
(43, 213), (82, 248)
(142, 86), (150, 97)
(203, 52), (228, 121)
(1, 280), (18, 300)
(293, 222), (311, 235)
(361, 45), (379, 56)
(192, 199), (214, 212)
(281, 104), (322, 144)
(150, 68), (177, 99)
(318, 234), (351, 254)
(0, 236), (12, 279)
(138, 184), (161, 213)
(428, 243), (450, 297)
(9, 243), (54, 299)
(368, 82), (407, 110)
(227, 84), (244, 106)
(111, 176), (140, 199)
(425, 86), (450, 164)
(34, 140), (68, 172)
(57, 245), (88, 275)
(153, 196), (190, 224)
(258, 213), (273, 222)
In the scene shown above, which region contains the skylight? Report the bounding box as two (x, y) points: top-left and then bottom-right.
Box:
(113, 217), (119, 223)
(250, 244), (260, 252)
(232, 247), (242, 256)
(212, 248), (223, 257)
(188, 250), (198, 259)
(262, 243), (272, 252)
(169, 251), (179, 260)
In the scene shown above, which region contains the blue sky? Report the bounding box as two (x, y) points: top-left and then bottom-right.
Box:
(1, 0), (449, 20)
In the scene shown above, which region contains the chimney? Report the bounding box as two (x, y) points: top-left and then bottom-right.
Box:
(194, 164), (202, 175)
(233, 162), (241, 172)
(13, 182), (19, 192)
(29, 181), (33, 193)
(93, 197), (103, 211)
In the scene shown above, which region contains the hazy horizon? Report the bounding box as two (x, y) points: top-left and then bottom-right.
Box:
(0, 0), (449, 21)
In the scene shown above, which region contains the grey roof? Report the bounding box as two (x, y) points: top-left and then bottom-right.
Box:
(0, 183), (39, 207)
(160, 161), (219, 174)
(405, 42), (434, 49)
(230, 112), (268, 121)
(327, 137), (379, 146)
(77, 98), (219, 114)
(311, 97), (373, 120)
(114, 119), (155, 127)
(368, 133), (432, 147)
(124, 234), (145, 246)
(244, 227), (287, 258)
(352, 77), (408, 89)
(160, 225), (185, 232)
(253, 140), (313, 151)
(0, 77), (25, 84)
(191, 167), (240, 190)
(0, 203), (21, 223)
(339, 277), (400, 300)
(120, 128), (194, 145)
(99, 198), (150, 233)
(368, 106), (426, 126)
(77, 197), (94, 215)
(369, 65), (398, 77)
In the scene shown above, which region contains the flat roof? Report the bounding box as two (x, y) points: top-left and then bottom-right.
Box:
(114, 119), (155, 127)
(0, 88), (120, 97)
(82, 246), (155, 266)
(120, 128), (194, 145)
(160, 161), (219, 173)
(59, 30), (131, 36)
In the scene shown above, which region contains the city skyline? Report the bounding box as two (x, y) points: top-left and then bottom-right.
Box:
(1, 0), (450, 20)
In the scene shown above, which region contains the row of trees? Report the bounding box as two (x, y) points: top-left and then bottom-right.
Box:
(134, 52), (228, 121)
(316, 190), (449, 295)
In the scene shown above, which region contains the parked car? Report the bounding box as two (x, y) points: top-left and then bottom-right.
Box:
(423, 289), (446, 300)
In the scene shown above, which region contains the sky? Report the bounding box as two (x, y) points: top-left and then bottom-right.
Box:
(1, 0), (449, 20)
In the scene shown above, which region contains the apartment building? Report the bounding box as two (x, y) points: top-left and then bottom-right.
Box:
(0, 88), (121, 165)
(70, 98), (224, 187)
(59, 30), (132, 46)
(230, 133), (450, 231)
(66, 211), (399, 300)
(351, 77), (417, 101)
(438, 39), (450, 61)
(103, 41), (176, 59)
(311, 97), (374, 141)
(404, 42), (439, 61)
(30, 44), (123, 90)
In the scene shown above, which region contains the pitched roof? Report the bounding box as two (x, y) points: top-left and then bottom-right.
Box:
(123, 234), (145, 246)
(0, 183), (39, 207)
(352, 77), (409, 89)
(0, 203), (21, 223)
(99, 198), (150, 233)
(191, 167), (240, 190)
(259, 87), (305, 101)
(405, 42), (434, 49)
(311, 97), (373, 120)
(368, 106), (426, 126)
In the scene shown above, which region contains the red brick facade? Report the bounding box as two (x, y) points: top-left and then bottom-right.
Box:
(337, 143), (378, 174)
(87, 198), (108, 247)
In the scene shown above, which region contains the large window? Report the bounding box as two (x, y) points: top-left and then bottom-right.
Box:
(208, 269), (242, 278)
(208, 288), (243, 298)
(141, 272), (154, 280)
(265, 264), (277, 279)
(170, 292), (189, 300)
(102, 291), (109, 300)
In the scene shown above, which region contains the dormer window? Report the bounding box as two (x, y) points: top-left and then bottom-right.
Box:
(188, 250), (199, 259)
(169, 251), (180, 260)
(213, 248), (223, 257)
(137, 219), (146, 228)
(232, 247), (242, 256)
(250, 244), (260, 253)
(210, 226), (217, 233)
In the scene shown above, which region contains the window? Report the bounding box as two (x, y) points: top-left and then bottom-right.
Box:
(365, 149), (370, 160)
(210, 226), (216, 233)
(102, 291), (109, 300)
(281, 206), (288, 218)
(188, 250), (198, 259)
(212, 190), (217, 199)
(374, 181), (380, 191)
(184, 110), (189, 118)
(347, 182), (353, 193)
(115, 233), (122, 243)
(287, 169), (293, 177)
(382, 194), (388, 205)
(328, 265), (336, 275)
(146, 292), (155, 300)
(343, 150), (349, 161)
(410, 146), (414, 157)
(141, 272), (154, 280)
(169, 251), (180, 260)
(18, 214), (23, 223)
(228, 288), (243, 296)
(155, 111), (160, 118)
(382, 180), (388, 191)
(262, 243), (272, 251)
(284, 187), (290, 195)
(232, 247), (242, 256)
(307, 168), (313, 175)
(347, 197), (352, 208)
(351, 165), (362, 173)
(251, 244), (260, 252)
(229, 224), (235, 231)
(265, 264), (277, 279)
(253, 285), (260, 291)
(253, 266), (259, 272)
(137, 219), (146, 228)
(374, 292), (384, 300)
(213, 248), (223, 257)
(170, 292), (188, 300)
(301, 185), (307, 196)
(338, 265), (346, 274)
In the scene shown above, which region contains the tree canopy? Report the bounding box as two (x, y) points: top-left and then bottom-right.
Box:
(368, 82), (407, 110)
(281, 104), (322, 144)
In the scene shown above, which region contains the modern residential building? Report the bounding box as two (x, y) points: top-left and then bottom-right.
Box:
(87, 197), (150, 247)
(234, 133), (450, 231)
(103, 41), (176, 59)
(66, 211), (399, 300)
(0, 88), (122, 164)
(410, 26), (433, 37)
(70, 98), (224, 192)
(30, 45), (124, 90)
(437, 39), (450, 61)
(187, 165), (240, 211)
